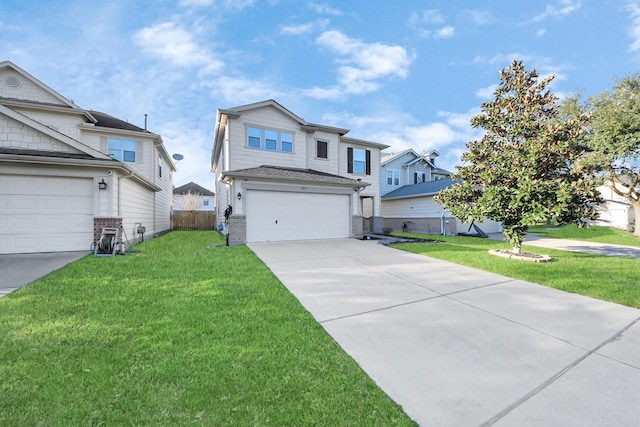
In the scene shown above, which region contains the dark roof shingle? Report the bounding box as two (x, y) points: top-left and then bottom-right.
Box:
(173, 182), (215, 196)
(382, 178), (460, 199)
(89, 110), (149, 133)
(223, 165), (370, 187)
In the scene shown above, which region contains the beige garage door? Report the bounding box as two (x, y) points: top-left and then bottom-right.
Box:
(0, 175), (94, 254)
(245, 190), (350, 242)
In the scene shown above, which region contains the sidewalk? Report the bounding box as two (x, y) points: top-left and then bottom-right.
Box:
(487, 232), (640, 258)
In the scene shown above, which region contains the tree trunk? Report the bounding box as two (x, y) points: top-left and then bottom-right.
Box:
(512, 245), (521, 254)
(633, 201), (640, 237)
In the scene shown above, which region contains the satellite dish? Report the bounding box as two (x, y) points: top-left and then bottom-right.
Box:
(172, 153), (184, 162)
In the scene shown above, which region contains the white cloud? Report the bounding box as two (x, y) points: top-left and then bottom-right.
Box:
(536, 28), (547, 37)
(280, 19), (329, 35)
(301, 85), (343, 100)
(474, 53), (566, 80)
(133, 22), (223, 71)
(320, 108), (482, 172)
(179, 0), (213, 6)
(307, 30), (413, 98)
(463, 9), (494, 25)
(627, 3), (640, 51)
(205, 76), (285, 106)
(475, 84), (498, 99)
(310, 3), (342, 16)
(434, 26), (455, 39)
(179, 0), (256, 11)
(160, 120), (215, 187)
(408, 9), (455, 39)
(409, 9), (445, 25)
(531, 0), (581, 22)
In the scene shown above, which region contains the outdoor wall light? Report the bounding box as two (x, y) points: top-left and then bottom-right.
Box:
(237, 192), (242, 200)
(98, 178), (108, 190)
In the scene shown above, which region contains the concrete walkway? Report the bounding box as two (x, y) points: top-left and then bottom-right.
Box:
(249, 239), (640, 426)
(489, 232), (640, 258)
(0, 251), (88, 297)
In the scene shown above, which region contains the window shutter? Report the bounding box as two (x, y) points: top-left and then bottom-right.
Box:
(136, 141), (142, 163)
(365, 150), (371, 175)
(414, 172), (417, 184)
(347, 147), (353, 173)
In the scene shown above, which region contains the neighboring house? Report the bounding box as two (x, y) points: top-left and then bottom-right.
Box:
(592, 183), (635, 230)
(0, 61), (175, 254)
(381, 178), (502, 235)
(379, 148), (449, 198)
(211, 99), (388, 245)
(172, 182), (215, 211)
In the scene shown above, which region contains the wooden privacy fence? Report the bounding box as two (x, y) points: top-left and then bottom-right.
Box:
(172, 210), (216, 230)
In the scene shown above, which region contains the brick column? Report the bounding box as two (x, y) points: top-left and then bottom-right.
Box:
(93, 217), (123, 243)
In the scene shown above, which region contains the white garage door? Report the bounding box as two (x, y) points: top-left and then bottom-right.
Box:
(0, 175), (94, 254)
(246, 190), (350, 242)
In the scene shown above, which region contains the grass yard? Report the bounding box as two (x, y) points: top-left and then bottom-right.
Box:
(527, 224), (640, 247)
(391, 232), (640, 309)
(0, 231), (414, 427)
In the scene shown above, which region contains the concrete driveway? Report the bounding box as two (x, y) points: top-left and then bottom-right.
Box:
(249, 239), (640, 426)
(0, 251), (89, 297)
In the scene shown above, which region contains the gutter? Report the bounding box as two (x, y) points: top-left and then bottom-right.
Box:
(0, 153), (160, 191)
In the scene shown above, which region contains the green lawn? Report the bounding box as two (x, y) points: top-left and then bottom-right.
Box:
(0, 231), (414, 427)
(527, 224), (640, 247)
(391, 232), (640, 309)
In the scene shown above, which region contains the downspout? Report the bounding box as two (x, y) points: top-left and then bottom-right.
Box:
(153, 190), (156, 238)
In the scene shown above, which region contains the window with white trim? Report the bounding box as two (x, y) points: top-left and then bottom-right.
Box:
(414, 172), (426, 183)
(247, 126), (293, 153)
(108, 137), (137, 162)
(387, 170), (400, 186)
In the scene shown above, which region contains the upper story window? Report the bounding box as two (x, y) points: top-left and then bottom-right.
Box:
(347, 147), (371, 175)
(247, 126), (293, 153)
(203, 198), (210, 207)
(316, 140), (328, 159)
(108, 137), (137, 162)
(387, 170), (400, 186)
(158, 157), (162, 177)
(414, 172), (426, 183)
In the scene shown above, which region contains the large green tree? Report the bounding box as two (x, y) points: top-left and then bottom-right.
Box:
(575, 74), (640, 237)
(436, 60), (601, 252)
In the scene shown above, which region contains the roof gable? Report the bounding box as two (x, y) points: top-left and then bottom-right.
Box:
(381, 149), (419, 166)
(0, 104), (111, 160)
(173, 182), (215, 196)
(0, 61), (79, 109)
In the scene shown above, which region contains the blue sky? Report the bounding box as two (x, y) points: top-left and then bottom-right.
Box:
(2, 0), (639, 187)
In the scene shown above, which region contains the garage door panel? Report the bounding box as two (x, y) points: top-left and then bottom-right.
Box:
(246, 190), (350, 242)
(0, 175), (94, 254)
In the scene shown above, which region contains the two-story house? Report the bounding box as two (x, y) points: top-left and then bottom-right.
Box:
(210, 99), (388, 245)
(379, 149), (446, 196)
(379, 148), (502, 235)
(0, 61), (174, 254)
(172, 182), (215, 211)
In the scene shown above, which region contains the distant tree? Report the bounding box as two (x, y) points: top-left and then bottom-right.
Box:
(436, 60), (601, 253)
(572, 74), (640, 236)
(180, 190), (201, 210)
